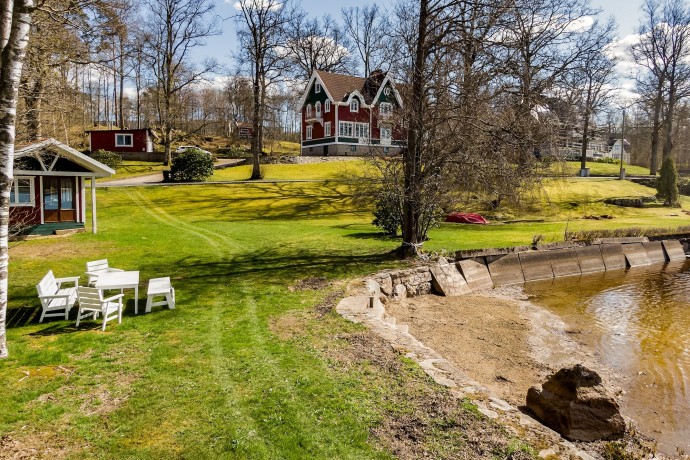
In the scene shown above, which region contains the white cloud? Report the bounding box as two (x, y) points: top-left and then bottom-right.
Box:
(229, 0), (282, 11)
(564, 16), (595, 33)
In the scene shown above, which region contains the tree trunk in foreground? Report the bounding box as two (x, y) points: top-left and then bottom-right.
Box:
(0, 0), (34, 358)
(401, 0), (428, 257)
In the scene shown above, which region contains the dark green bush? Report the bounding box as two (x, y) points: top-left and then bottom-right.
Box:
(90, 149), (122, 169)
(372, 194), (403, 237)
(678, 177), (690, 196)
(656, 157), (680, 206)
(170, 149), (214, 182)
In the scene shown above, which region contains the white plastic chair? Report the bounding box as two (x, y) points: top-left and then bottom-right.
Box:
(76, 286), (124, 331)
(36, 271), (79, 322)
(85, 259), (123, 286)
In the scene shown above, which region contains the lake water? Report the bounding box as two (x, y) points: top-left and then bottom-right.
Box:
(523, 260), (690, 456)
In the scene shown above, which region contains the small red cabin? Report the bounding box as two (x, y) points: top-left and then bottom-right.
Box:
(11, 138), (115, 234)
(87, 128), (154, 153)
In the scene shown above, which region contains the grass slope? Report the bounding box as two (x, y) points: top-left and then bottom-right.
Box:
(2, 167), (686, 458)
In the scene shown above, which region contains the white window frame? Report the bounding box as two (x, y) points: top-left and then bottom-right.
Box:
(306, 104), (312, 118)
(380, 126), (392, 140)
(350, 98), (359, 112)
(9, 176), (35, 207)
(115, 133), (133, 147)
(325, 122), (331, 137)
(315, 82), (321, 93)
(325, 100), (331, 112)
(354, 123), (369, 139)
(306, 125), (313, 140)
(380, 102), (392, 118)
(339, 121), (353, 137)
(315, 101), (322, 118)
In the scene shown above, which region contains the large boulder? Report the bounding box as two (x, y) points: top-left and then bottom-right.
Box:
(526, 364), (625, 441)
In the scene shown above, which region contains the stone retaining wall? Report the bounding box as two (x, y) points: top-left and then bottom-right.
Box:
(368, 238), (687, 301)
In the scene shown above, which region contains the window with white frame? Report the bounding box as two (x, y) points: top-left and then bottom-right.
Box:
(350, 98), (359, 112)
(306, 104), (312, 118)
(315, 101), (321, 118)
(354, 123), (369, 139)
(115, 133), (133, 147)
(325, 122), (331, 137)
(9, 177), (34, 206)
(381, 126), (392, 140)
(379, 102), (392, 118)
(339, 121), (353, 137)
(339, 121), (369, 139)
(306, 125), (313, 140)
(325, 100), (331, 112)
(315, 82), (321, 93)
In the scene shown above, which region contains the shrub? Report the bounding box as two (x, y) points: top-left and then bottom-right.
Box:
(170, 149), (214, 182)
(656, 157), (680, 206)
(372, 194), (403, 237)
(90, 149), (122, 169)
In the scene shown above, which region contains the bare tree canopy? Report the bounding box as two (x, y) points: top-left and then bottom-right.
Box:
(632, 0), (690, 174)
(143, 0), (220, 165)
(234, 0), (299, 179)
(342, 4), (390, 77)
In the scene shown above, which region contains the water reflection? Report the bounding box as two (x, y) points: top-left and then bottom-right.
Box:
(524, 260), (690, 455)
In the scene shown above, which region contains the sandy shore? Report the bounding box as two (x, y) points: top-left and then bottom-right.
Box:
(385, 287), (607, 409)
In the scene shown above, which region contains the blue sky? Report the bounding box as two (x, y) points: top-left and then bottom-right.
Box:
(202, 0), (646, 77)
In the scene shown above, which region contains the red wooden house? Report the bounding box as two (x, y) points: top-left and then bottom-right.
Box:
(299, 70), (404, 156)
(86, 128), (154, 153)
(10, 138), (115, 234)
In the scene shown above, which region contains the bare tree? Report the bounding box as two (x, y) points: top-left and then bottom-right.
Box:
(632, 0), (690, 174)
(284, 14), (353, 80)
(565, 19), (618, 174)
(1, 0), (34, 358)
(342, 4), (389, 77)
(143, 0), (219, 165)
(234, 0), (298, 179)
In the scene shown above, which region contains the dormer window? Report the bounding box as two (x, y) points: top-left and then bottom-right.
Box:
(306, 104), (312, 118)
(380, 102), (392, 118)
(350, 98), (359, 112)
(315, 82), (321, 93)
(315, 101), (322, 118)
(325, 100), (331, 113)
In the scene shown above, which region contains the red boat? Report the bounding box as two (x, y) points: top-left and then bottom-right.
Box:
(445, 212), (489, 224)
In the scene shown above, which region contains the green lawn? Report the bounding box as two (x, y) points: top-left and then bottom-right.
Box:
(560, 161), (653, 177)
(96, 161), (167, 182)
(211, 160), (371, 181)
(2, 170), (687, 458)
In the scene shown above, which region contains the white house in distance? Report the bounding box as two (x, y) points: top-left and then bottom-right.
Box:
(299, 69), (405, 156)
(10, 138), (115, 234)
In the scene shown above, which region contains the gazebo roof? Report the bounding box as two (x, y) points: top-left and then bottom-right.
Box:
(14, 138), (115, 177)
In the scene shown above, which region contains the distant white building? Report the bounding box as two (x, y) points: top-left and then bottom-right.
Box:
(609, 139), (631, 164)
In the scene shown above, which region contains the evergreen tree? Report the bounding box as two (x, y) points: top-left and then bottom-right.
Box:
(657, 156), (681, 206)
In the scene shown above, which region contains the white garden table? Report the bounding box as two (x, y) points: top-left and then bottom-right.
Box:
(94, 271), (140, 314)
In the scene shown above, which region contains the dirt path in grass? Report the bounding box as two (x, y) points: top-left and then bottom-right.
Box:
(384, 288), (593, 409)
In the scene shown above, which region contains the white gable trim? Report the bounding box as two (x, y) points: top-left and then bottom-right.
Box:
(15, 138), (115, 177)
(297, 72), (334, 109)
(372, 76), (404, 107)
(345, 90), (372, 109)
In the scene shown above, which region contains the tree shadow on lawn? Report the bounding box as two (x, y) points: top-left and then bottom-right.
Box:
(140, 181), (364, 222)
(134, 249), (401, 301)
(8, 297), (149, 330)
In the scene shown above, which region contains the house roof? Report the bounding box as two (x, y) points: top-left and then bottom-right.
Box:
(316, 71), (367, 103)
(86, 128), (154, 136)
(14, 138), (115, 177)
(315, 70), (388, 104)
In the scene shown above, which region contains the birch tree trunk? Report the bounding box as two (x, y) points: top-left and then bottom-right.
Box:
(0, 0), (33, 359)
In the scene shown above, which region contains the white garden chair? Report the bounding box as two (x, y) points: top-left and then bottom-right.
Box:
(36, 271), (79, 322)
(85, 259), (123, 286)
(75, 286), (124, 331)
